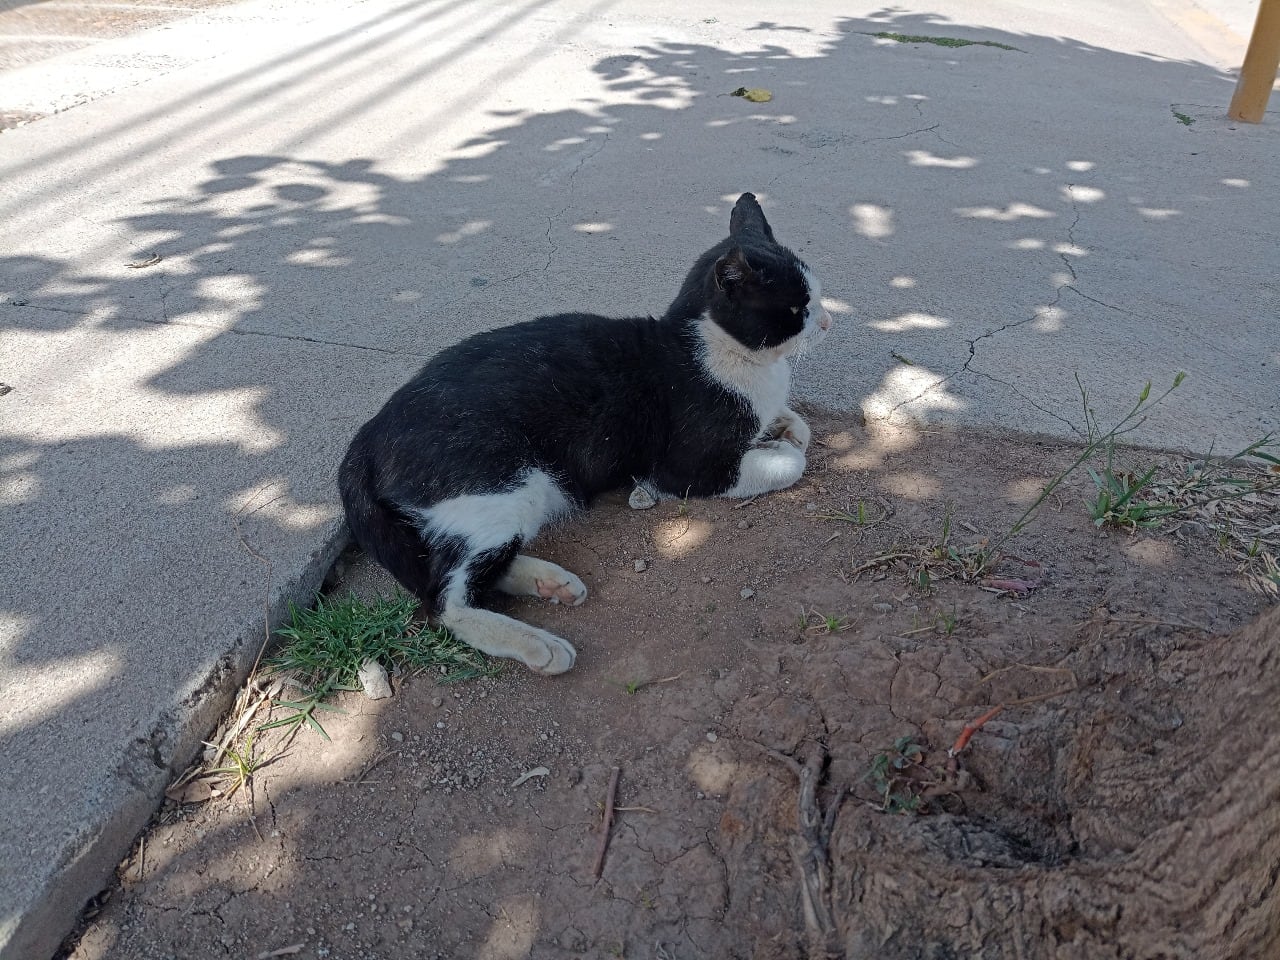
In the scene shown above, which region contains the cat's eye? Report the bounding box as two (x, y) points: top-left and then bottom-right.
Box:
(790, 306), (801, 315)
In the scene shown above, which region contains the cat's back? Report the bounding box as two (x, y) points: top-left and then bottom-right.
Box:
(402, 312), (684, 406)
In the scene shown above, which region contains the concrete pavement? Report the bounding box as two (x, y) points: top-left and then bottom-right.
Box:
(1, 0), (1277, 955)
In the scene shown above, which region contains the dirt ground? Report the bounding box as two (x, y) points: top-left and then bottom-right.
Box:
(61, 413), (1276, 960)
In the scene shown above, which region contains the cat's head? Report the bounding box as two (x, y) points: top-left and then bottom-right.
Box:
(708, 245), (832, 357)
(683, 193), (833, 357)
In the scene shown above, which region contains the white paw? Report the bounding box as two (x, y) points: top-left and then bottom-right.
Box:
(526, 634), (577, 675)
(766, 409), (811, 452)
(535, 571), (588, 607)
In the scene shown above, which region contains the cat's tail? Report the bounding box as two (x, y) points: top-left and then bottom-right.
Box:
(729, 192), (775, 243)
(338, 439), (445, 613)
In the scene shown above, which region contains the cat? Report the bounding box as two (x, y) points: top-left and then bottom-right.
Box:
(338, 192), (832, 675)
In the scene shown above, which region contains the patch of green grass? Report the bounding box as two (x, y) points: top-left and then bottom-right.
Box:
(1172, 109), (1196, 126)
(1084, 440), (1181, 530)
(870, 31), (1019, 51)
(259, 592), (498, 738)
(799, 607), (853, 636)
(937, 607), (959, 636)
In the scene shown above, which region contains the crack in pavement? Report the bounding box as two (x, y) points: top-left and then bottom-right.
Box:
(882, 183), (1090, 428)
(862, 122), (942, 143)
(6, 296), (427, 356)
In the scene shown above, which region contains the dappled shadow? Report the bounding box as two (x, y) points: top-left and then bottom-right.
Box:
(2, 3), (1278, 955)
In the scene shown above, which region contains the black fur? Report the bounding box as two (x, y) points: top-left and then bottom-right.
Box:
(339, 193), (819, 622)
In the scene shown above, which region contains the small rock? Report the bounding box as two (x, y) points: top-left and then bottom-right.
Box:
(805, 502), (818, 512)
(871, 601), (894, 613)
(737, 520), (751, 530)
(628, 484), (658, 510)
(358, 659), (393, 700)
(634, 559), (648, 572)
(740, 588), (755, 600)
(436, 721), (445, 729)
(706, 731), (718, 742)
(390, 731), (404, 743)
(431, 697), (443, 708)
(700, 575), (712, 584)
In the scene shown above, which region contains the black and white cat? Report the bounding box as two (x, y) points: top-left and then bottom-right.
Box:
(339, 193), (832, 674)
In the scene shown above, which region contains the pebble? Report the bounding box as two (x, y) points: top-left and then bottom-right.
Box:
(431, 697), (443, 708)
(634, 559), (648, 572)
(737, 520), (751, 530)
(390, 732), (404, 743)
(436, 721), (446, 729)
(740, 588), (755, 600)
(700, 575), (712, 584)
(871, 601), (894, 613)
(357, 659), (393, 700)
(706, 731), (718, 742)
(805, 502), (818, 512)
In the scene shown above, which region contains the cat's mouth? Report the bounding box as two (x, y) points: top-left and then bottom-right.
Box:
(795, 302), (834, 353)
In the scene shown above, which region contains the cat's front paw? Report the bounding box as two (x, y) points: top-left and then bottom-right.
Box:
(528, 634), (577, 674)
(764, 408), (810, 452)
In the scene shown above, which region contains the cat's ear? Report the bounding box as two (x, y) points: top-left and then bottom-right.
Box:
(714, 248), (756, 293)
(728, 192), (776, 242)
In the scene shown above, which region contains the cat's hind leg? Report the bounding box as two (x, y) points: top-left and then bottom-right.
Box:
(439, 604), (576, 675)
(495, 555), (588, 606)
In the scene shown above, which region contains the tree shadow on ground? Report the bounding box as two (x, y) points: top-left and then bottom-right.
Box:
(1, 5), (1276, 957)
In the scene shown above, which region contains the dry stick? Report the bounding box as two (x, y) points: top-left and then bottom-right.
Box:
(851, 553), (914, 577)
(950, 705), (1004, 757)
(753, 743), (844, 959)
(342, 749), (394, 786)
(975, 663), (1076, 687)
(592, 767), (622, 880)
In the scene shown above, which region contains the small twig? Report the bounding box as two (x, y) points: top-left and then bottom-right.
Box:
(975, 663), (1075, 687)
(592, 767), (621, 880)
(257, 945), (306, 959)
(613, 805), (658, 814)
(342, 749), (394, 786)
(949, 705), (1004, 757)
(746, 740), (804, 777)
(733, 496), (760, 510)
(900, 624), (937, 637)
(1005, 685), (1078, 707)
(851, 553), (914, 577)
(1083, 614), (1213, 633)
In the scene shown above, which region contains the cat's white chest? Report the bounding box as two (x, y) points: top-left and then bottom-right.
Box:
(696, 317), (793, 433)
(740, 358), (791, 435)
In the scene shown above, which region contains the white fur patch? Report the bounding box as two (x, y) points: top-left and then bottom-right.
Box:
(412, 469), (571, 552)
(800, 262), (834, 345)
(695, 316), (793, 436)
(410, 469), (572, 607)
(724, 442), (807, 498)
